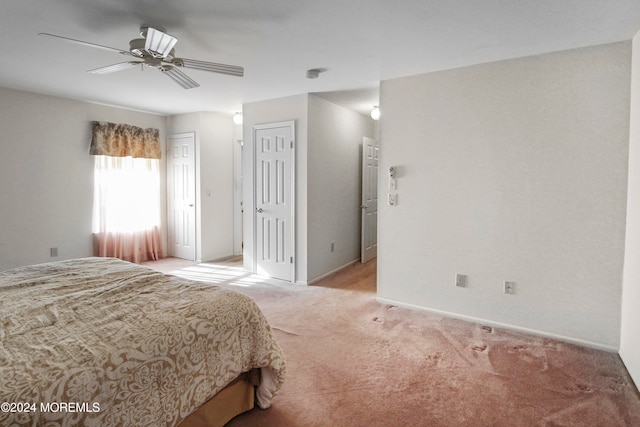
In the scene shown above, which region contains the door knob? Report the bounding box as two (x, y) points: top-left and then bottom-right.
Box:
(256, 208), (263, 213)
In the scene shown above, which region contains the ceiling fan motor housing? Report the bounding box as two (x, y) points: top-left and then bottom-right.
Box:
(129, 38), (176, 61)
(129, 39), (146, 57)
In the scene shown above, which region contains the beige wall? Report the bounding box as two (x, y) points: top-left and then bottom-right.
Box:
(621, 31), (640, 386)
(0, 87), (167, 271)
(377, 42), (631, 350)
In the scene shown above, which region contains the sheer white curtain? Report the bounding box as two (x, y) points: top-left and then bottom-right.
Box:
(92, 155), (162, 263)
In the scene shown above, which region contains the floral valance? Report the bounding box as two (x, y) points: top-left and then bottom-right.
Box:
(90, 121), (161, 159)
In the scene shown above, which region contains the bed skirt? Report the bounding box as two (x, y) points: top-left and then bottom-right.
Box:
(179, 370), (260, 427)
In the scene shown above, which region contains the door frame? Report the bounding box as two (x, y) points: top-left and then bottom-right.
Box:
(167, 131), (197, 261)
(233, 138), (243, 256)
(361, 137), (378, 263)
(252, 121), (296, 282)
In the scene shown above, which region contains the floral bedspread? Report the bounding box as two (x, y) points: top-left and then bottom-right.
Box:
(0, 257), (285, 427)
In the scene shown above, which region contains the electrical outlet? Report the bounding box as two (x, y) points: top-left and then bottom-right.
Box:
(388, 193), (398, 206)
(330, 242), (335, 252)
(50, 247), (58, 257)
(504, 281), (516, 294)
(456, 273), (467, 287)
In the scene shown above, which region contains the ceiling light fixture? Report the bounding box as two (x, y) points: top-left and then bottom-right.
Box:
(306, 68), (327, 79)
(233, 112), (243, 125)
(370, 106), (380, 120)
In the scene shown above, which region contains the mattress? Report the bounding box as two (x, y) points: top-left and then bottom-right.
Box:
(0, 257), (286, 426)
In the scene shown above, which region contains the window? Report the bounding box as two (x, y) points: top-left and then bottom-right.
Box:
(90, 121), (163, 262)
(92, 156), (160, 233)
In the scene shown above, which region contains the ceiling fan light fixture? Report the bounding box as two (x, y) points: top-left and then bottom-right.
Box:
(39, 27), (244, 90)
(144, 27), (177, 58)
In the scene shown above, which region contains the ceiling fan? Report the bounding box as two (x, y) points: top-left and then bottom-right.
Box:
(39, 27), (244, 89)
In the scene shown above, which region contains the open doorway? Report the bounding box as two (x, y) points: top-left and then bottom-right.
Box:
(233, 138), (243, 257)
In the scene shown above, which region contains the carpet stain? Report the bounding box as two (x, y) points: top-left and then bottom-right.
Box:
(425, 353), (443, 366)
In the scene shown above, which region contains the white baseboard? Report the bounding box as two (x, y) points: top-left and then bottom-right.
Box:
(302, 258), (361, 286)
(206, 254), (240, 263)
(376, 296), (618, 353)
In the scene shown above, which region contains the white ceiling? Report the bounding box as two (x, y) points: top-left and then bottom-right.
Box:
(1, 0), (640, 117)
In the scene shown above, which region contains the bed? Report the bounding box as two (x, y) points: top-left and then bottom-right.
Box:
(0, 257), (286, 427)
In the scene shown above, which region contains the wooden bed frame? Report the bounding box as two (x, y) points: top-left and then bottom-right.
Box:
(179, 370), (259, 427)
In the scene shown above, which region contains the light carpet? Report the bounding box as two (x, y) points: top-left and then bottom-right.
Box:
(163, 259), (640, 427)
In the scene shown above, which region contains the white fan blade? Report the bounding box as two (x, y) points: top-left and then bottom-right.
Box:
(174, 58), (244, 77)
(159, 66), (199, 89)
(38, 33), (133, 56)
(89, 61), (143, 74)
